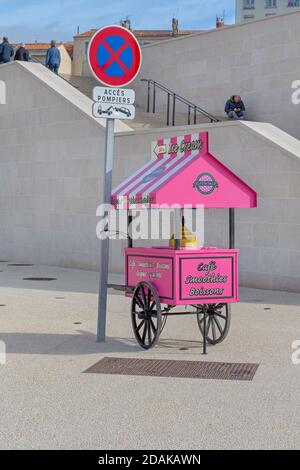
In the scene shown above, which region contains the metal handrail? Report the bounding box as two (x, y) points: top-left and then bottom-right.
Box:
(141, 78), (220, 126)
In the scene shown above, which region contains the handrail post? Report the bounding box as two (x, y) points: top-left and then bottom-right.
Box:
(146, 80), (150, 113)
(167, 93), (170, 126)
(229, 208), (235, 249)
(140, 78), (219, 124)
(172, 94), (176, 126)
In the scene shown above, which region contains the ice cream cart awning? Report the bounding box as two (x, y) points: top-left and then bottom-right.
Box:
(112, 132), (257, 209)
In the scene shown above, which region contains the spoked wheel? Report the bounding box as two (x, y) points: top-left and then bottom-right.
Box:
(196, 303), (231, 345)
(131, 281), (162, 350)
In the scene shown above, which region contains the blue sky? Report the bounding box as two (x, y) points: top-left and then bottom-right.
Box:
(0, 0), (236, 42)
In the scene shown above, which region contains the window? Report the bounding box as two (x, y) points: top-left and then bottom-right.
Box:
(244, 0), (255, 9)
(244, 14), (255, 20)
(265, 0), (277, 7)
(288, 0), (300, 6)
(85, 41), (89, 55)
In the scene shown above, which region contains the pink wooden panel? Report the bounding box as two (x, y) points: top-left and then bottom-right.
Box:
(178, 254), (238, 303)
(126, 253), (174, 301)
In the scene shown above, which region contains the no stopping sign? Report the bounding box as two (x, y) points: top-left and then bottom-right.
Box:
(88, 25), (142, 87)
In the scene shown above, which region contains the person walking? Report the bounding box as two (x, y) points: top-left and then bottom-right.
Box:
(0, 36), (14, 64)
(225, 95), (247, 120)
(45, 40), (61, 74)
(14, 43), (29, 61)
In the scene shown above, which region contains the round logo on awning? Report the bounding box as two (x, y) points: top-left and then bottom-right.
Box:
(193, 173), (218, 195)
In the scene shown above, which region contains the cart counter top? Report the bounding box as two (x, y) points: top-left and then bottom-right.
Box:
(125, 246), (239, 255)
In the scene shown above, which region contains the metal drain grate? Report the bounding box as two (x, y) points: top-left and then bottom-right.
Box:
(85, 357), (259, 381)
(23, 277), (57, 281)
(8, 263), (34, 267)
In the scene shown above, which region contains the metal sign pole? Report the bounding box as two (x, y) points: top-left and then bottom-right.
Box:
(97, 117), (115, 342)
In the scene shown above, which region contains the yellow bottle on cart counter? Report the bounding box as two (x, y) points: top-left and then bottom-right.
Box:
(169, 220), (198, 249)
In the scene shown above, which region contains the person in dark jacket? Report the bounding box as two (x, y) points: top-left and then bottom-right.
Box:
(0, 36), (14, 64)
(14, 43), (29, 61)
(225, 95), (247, 120)
(45, 40), (61, 74)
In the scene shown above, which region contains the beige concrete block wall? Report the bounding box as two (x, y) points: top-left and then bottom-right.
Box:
(1, 62), (300, 292)
(133, 11), (300, 140)
(115, 122), (300, 292)
(0, 62), (123, 272)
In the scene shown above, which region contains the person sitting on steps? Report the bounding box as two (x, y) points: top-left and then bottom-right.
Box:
(225, 95), (247, 120)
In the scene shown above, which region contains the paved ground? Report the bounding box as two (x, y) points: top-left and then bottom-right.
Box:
(0, 262), (299, 450)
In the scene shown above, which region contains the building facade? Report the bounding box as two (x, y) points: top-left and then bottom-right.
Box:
(236, 0), (300, 22)
(72, 20), (203, 77)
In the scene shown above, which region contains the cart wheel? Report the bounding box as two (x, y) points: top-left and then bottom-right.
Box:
(196, 304), (231, 345)
(131, 281), (162, 350)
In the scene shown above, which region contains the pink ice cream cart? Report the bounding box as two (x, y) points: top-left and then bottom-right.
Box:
(110, 132), (257, 354)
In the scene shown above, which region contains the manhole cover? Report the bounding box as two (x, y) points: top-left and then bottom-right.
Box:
(23, 277), (57, 281)
(85, 357), (259, 381)
(8, 263), (34, 267)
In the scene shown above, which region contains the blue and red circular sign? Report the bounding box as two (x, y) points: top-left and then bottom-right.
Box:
(88, 25), (142, 87)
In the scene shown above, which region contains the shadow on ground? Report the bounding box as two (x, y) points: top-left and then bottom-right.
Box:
(0, 331), (143, 355)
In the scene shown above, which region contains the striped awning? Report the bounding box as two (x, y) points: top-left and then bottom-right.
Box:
(112, 132), (257, 209)
(112, 133), (205, 207)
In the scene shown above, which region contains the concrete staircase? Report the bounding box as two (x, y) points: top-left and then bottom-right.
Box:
(61, 74), (224, 130)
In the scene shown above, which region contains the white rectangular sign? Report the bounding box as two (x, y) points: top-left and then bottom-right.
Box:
(93, 87), (135, 105)
(151, 133), (204, 159)
(92, 102), (135, 120)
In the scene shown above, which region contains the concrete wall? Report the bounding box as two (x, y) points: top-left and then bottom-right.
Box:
(0, 62), (130, 272)
(1, 62), (300, 292)
(133, 11), (300, 140)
